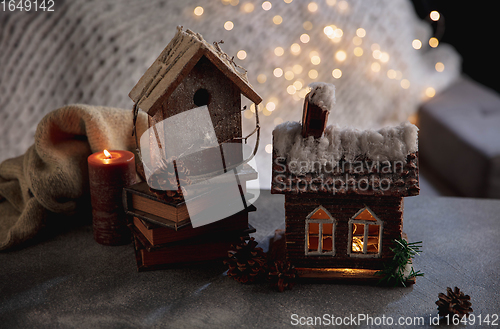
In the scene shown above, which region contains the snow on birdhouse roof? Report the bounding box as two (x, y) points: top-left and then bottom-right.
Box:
(129, 26), (262, 116)
(271, 121), (420, 197)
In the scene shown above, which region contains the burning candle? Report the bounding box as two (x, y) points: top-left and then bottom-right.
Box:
(88, 149), (136, 245)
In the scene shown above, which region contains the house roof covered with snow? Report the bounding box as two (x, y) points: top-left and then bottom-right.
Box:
(271, 121), (420, 197)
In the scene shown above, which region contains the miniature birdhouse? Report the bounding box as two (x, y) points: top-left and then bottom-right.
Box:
(271, 83), (420, 281)
(124, 28), (262, 270)
(129, 27), (262, 175)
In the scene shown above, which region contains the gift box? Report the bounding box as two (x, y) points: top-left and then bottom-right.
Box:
(419, 77), (500, 198)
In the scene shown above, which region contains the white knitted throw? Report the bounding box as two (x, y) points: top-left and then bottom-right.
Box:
(0, 0), (460, 189)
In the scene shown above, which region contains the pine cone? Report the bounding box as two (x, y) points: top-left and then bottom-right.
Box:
(268, 261), (298, 292)
(436, 287), (473, 318)
(148, 157), (191, 201)
(224, 237), (267, 283)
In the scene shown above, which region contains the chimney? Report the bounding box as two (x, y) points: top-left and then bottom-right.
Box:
(301, 92), (329, 138)
(301, 83), (335, 138)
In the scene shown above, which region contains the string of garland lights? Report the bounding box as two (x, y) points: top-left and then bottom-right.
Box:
(191, 0), (449, 155)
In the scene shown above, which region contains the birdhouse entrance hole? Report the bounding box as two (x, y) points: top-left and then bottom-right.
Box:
(193, 88), (210, 107)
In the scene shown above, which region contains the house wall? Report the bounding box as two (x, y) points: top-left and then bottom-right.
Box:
(285, 194), (403, 270)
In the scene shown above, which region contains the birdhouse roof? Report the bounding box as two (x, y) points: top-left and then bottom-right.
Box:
(129, 27), (262, 116)
(271, 121), (420, 197)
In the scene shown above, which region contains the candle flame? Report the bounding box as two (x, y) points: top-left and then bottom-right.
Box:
(103, 149), (112, 158)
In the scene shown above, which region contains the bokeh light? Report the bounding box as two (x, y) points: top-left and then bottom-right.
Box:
(224, 21), (234, 30)
(194, 6), (204, 16)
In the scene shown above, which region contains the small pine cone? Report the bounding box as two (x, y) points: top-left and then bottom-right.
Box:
(436, 287), (473, 318)
(224, 237), (267, 284)
(148, 157), (191, 201)
(268, 261), (297, 292)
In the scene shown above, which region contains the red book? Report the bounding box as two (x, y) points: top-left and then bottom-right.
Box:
(132, 209), (252, 246)
(131, 225), (255, 271)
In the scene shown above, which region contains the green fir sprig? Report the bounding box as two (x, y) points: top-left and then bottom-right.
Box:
(376, 238), (424, 287)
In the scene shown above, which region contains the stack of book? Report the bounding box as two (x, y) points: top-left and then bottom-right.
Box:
(123, 168), (257, 271)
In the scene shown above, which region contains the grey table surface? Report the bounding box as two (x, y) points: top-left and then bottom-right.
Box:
(1, 191), (499, 328)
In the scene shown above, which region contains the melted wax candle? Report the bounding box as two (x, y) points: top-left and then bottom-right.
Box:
(88, 149), (136, 245)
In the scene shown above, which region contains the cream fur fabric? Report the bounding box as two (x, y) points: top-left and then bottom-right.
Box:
(0, 105), (148, 250)
(0, 0), (460, 190)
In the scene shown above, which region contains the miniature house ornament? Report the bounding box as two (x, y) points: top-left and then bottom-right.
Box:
(271, 83), (420, 282)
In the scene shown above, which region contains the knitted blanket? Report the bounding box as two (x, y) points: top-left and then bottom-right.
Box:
(0, 105), (148, 250)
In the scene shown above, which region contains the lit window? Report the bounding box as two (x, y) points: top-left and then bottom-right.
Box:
(348, 207), (382, 257)
(305, 206), (336, 255)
